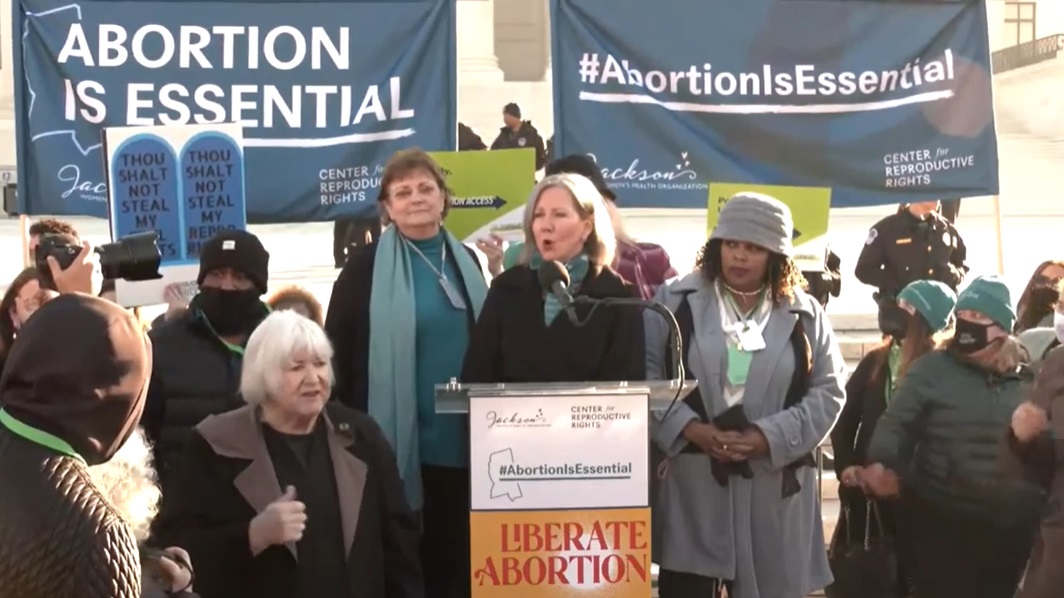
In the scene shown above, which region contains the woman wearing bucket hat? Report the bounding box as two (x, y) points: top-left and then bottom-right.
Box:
(830, 279), (957, 597)
(865, 275), (1043, 598)
(646, 192), (846, 598)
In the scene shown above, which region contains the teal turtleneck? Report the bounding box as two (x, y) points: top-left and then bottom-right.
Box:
(407, 232), (469, 468)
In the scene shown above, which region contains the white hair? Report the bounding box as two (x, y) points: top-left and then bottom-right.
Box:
(240, 310), (334, 405)
(519, 173), (616, 267)
(88, 427), (161, 543)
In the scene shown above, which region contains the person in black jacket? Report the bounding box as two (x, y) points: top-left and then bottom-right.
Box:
(0, 293), (151, 598)
(489, 102), (546, 170)
(855, 201), (968, 337)
(142, 230), (272, 500)
(460, 172), (644, 385)
(864, 276), (1040, 598)
(830, 279), (957, 597)
(458, 122), (487, 151)
(324, 148), (488, 598)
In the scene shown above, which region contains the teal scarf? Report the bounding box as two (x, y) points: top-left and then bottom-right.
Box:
(367, 226), (488, 509)
(529, 252), (589, 324)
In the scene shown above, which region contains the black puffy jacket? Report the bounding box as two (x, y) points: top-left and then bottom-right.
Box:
(0, 427), (141, 597)
(142, 307), (267, 498)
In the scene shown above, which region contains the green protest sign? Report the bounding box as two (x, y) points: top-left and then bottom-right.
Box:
(429, 148), (536, 242)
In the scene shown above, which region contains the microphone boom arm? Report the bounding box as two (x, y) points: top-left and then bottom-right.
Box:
(573, 296), (686, 419)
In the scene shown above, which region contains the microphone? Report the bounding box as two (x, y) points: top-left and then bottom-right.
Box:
(537, 260), (578, 324)
(537, 262), (684, 414)
(571, 294), (686, 417)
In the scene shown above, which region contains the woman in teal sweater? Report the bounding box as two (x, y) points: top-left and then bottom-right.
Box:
(325, 148), (489, 598)
(864, 275), (1043, 598)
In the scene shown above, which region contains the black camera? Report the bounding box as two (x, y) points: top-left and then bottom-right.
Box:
(36, 231), (164, 282)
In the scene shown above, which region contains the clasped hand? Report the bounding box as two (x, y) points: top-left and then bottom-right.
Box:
(682, 421), (769, 461)
(839, 463), (901, 498)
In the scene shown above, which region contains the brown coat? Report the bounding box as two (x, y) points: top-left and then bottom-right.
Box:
(1011, 345), (1064, 598)
(154, 403), (422, 598)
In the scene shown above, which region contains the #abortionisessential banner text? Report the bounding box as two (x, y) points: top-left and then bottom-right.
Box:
(14, 0), (456, 222)
(550, 0), (999, 209)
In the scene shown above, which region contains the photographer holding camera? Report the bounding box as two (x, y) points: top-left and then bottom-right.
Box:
(34, 232), (99, 298)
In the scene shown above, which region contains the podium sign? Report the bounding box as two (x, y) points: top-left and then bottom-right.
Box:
(468, 393), (651, 598)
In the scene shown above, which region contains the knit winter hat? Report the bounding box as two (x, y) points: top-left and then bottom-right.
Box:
(709, 192), (794, 257)
(897, 280), (957, 332)
(196, 230), (270, 295)
(956, 275), (1015, 331)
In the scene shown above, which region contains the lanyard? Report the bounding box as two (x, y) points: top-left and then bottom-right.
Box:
(0, 409), (85, 464)
(404, 237), (449, 282)
(404, 237), (467, 310)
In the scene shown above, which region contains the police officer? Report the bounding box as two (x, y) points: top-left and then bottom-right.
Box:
(855, 200), (968, 336)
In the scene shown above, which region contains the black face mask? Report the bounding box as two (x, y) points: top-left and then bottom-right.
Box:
(952, 317), (995, 354)
(196, 288), (262, 336)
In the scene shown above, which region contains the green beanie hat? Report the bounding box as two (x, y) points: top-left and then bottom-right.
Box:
(956, 275), (1016, 331)
(897, 280), (957, 332)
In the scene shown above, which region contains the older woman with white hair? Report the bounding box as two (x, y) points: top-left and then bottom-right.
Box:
(461, 172), (644, 383)
(154, 310), (422, 598)
(88, 427), (198, 597)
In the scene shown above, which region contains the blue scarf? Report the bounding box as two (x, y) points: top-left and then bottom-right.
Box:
(367, 226), (488, 509)
(529, 252), (589, 324)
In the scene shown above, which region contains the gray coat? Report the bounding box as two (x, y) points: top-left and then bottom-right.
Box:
(647, 273), (846, 598)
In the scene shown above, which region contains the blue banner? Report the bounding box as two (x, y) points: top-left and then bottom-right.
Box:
(549, 0), (998, 209)
(14, 0), (456, 222)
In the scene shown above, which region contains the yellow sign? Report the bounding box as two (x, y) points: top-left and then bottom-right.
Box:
(429, 148), (536, 242)
(470, 508), (652, 598)
(706, 182), (832, 248)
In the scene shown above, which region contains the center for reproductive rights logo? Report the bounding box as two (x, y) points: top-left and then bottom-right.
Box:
(486, 448), (634, 502)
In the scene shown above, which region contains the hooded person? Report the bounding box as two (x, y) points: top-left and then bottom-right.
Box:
(141, 229), (272, 500)
(0, 293), (152, 597)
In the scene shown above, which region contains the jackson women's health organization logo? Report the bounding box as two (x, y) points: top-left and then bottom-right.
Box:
(484, 408), (550, 429)
(587, 151), (706, 193)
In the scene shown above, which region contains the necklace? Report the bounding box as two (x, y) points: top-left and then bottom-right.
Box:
(721, 281), (765, 298)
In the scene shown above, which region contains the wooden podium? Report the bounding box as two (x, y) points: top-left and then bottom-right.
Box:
(436, 378), (697, 598)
